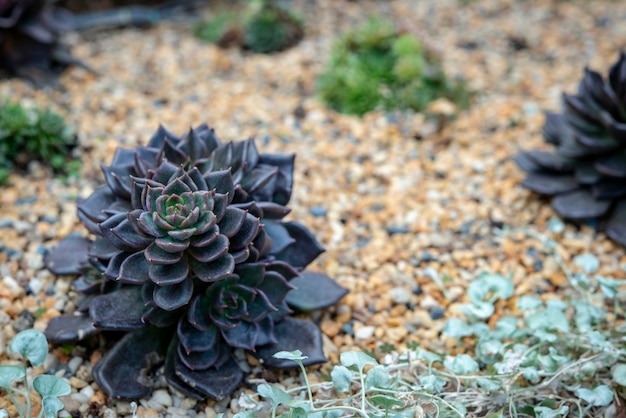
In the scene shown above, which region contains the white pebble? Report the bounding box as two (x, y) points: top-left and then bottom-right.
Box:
(390, 287), (411, 305)
(2, 276), (22, 297)
(419, 295), (440, 311)
(28, 277), (43, 294)
(151, 389), (173, 408)
(80, 385), (94, 399)
(68, 356), (83, 374)
(355, 326), (376, 339)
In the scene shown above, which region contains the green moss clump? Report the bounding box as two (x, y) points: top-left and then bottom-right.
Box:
(317, 18), (471, 116)
(194, 0), (303, 54)
(0, 100), (78, 184)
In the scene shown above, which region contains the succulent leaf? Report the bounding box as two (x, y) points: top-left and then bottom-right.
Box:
(93, 327), (170, 400)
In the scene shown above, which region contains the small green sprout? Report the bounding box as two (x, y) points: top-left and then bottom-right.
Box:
(0, 99), (78, 185)
(0, 329), (70, 418)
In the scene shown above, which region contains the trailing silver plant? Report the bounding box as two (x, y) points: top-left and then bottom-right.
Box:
(0, 329), (70, 418)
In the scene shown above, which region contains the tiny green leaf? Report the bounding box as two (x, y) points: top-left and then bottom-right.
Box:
(613, 364), (626, 386)
(0, 365), (25, 388)
(415, 348), (442, 366)
(467, 273), (514, 305)
(476, 340), (502, 365)
(42, 397), (65, 418)
(257, 383), (292, 407)
(461, 301), (495, 319)
(339, 350), (377, 371)
(33, 375), (71, 398)
(476, 377), (502, 391)
(330, 365), (352, 393)
(419, 375), (446, 393)
(534, 405), (569, 418)
(526, 308), (569, 333)
(575, 385), (613, 406)
(370, 394), (404, 409)
(8, 329), (48, 366)
(444, 354), (479, 374)
(365, 365), (390, 389)
(288, 407), (309, 418)
(442, 318), (473, 338)
(273, 350), (308, 362)
(574, 253), (599, 274)
(516, 295), (542, 311)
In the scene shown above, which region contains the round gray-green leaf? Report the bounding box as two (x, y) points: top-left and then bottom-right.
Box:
(8, 329), (48, 366)
(575, 385), (613, 406)
(340, 350), (377, 371)
(257, 383), (292, 406)
(613, 364), (626, 386)
(33, 375), (71, 398)
(330, 365), (352, 393)
(444, 354), (479, 375)
(370, 394), (404, 409)
(273, 350), (307, 362)
(42, 397), (65, 418)
(0, 365), (25, 388)
(365, 365), (391, 389)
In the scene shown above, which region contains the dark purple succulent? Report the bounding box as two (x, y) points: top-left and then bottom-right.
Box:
(0, 0), (81, 84)
(514, 52), (626, 247)
(44, 124), (348, 400)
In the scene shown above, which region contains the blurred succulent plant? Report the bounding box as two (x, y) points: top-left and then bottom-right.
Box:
(0, 98), (78, 184)
(316, 18), (470, 116)
(44, 123), (348, 400)
(194, 0), (303, 54)
(514, 53), (626, 247)
(0, 0), (80, 84)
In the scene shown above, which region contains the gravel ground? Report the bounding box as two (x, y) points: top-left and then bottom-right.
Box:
(2, 0), (626, 416)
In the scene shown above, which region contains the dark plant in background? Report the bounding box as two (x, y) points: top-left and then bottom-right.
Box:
(44, 123), (348, 400)
(0, 99), (78, 184)
(0, 0), (80, 84)
(514, 53), (626, 247)
(316, 18), (470, 116)
(194, 0), (303, 54)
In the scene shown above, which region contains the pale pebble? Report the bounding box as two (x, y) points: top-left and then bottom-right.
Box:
(355, 325), (376, 339)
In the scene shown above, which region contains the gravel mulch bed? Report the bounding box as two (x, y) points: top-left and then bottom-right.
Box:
(2, 0), (626, 416)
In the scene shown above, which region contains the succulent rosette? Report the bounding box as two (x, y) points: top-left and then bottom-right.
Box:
(0, 0), (80, 83)
(44, 124), (348, 400)
(514, 53), (626, 247)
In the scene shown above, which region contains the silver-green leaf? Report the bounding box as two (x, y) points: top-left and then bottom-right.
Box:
(340, 351), (377, 371)
(0, 366), (25, 389)
(330, 365), (352, 393)
(8, 329), (48, 366)
(33, 375), (71, 398)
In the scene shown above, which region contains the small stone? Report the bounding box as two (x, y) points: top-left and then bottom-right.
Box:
(69, 377), (88, 389)
(320, 319), (342, 338)
(12, 310), (35, 332)
(309, 205), (327, 217)
(355, 325), (375, 339)
(419, 295), (440, 311)
(429, 307), (445, 320)
(68, 356), (83, 374)
(390, 287), (411, 305)
(151, 389), (173, 408)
